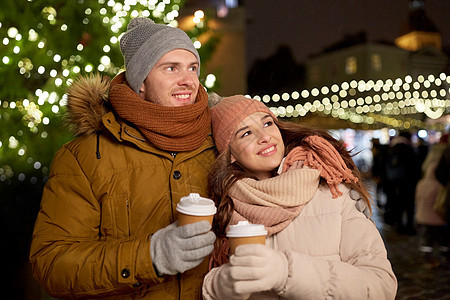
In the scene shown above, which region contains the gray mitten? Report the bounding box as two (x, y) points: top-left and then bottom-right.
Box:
(349, 189), (372, 219)
(150, 221), (216, 276)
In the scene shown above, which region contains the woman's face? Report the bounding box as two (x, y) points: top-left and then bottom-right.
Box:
(229, 112), (285, 180)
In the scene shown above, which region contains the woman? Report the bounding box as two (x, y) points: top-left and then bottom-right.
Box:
(415, 133), (449, 268)
(202, 95), (397, 299)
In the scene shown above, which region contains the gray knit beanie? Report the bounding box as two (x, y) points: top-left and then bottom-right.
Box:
(120, 17), (200, 94)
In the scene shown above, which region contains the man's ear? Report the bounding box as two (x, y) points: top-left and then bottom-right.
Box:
(139, 82), (145, 96)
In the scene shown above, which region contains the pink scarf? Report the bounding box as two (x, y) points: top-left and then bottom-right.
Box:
(281, 135), (358, 198)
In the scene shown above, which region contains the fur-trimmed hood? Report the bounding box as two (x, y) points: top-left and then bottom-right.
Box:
(65, 73), (112, 136)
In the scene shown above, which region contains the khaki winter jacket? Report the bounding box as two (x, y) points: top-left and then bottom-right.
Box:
(204, 184), (397, 299)
(29, 75), (216, 299)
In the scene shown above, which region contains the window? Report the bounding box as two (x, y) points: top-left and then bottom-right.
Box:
(371, 54), (382, 71)
(345, 57), (357, 75)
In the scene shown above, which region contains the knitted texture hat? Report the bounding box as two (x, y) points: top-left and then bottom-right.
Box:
(211, 95), (276, 154)
(120, 17), (200, 94)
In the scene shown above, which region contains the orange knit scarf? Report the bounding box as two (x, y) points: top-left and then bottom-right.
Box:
(108, 72), (211, 152)
(281, 135), (358, 198)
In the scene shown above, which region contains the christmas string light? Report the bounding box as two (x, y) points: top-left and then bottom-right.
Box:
(249, 73), (449, 130)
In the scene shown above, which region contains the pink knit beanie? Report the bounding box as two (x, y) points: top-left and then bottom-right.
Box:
(211, 95), (276, 154)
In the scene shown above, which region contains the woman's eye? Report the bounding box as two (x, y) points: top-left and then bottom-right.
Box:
(264, 121), (273, 127)
(241, 131), (251, 138)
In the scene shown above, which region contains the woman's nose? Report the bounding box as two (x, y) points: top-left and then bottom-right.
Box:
(257, 130), (270, 144)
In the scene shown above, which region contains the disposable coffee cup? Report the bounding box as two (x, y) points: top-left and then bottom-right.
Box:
(226, 221), (267, 255)
(176, 193), (217, 226)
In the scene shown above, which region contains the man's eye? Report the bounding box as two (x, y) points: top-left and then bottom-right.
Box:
(166, 66), (175, 71)
(189, 66), (197, 72)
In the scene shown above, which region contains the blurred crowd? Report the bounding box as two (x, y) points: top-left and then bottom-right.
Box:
(371, 131), (450, 269)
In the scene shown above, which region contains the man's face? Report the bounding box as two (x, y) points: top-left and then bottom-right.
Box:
(139, 49), (199, 106)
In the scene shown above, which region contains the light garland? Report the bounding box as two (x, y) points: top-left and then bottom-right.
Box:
(248, 73), (450, 130)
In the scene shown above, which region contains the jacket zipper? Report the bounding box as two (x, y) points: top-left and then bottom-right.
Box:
(126, 198), (131, 236)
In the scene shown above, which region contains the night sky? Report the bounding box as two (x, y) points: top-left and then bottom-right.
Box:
(245, 0), (450, 70)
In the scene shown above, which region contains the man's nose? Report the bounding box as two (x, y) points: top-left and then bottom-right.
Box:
(178, 70), (195, 86)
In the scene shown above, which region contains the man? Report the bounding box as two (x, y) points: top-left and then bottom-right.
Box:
(384, 131), (421, 234)
(29, 17), (216, 299)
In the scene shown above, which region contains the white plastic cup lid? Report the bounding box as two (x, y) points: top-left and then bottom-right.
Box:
(226, 221), (267, 237)
(176, 193), (217, 216)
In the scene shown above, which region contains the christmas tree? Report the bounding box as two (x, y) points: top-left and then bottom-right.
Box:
(0, 1), (219, 297)
(0, 0), (218, 188)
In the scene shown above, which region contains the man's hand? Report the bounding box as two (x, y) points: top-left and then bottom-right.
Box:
(150, 221), (216, 275)
(350, 189), (372, 219)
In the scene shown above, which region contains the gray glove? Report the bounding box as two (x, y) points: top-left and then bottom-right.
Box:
(150, 221), (216, 276)
(349, 189), (372, 219)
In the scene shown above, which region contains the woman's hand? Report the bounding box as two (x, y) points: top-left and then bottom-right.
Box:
(226, 244), (289, 296)
(215, 263), (251, 300)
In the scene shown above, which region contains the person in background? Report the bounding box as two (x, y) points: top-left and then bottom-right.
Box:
(415, 133), (449, 268)
(202, 95), (397, 299)
(417, 137), (429, 169)
(383, 131), (421, 234)
(370, 137), (389, 209)
(434, 133), (450, 264)
(29, 17), (216, 299)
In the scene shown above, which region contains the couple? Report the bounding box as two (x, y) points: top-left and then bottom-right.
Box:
(29, 17), (397, 299)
